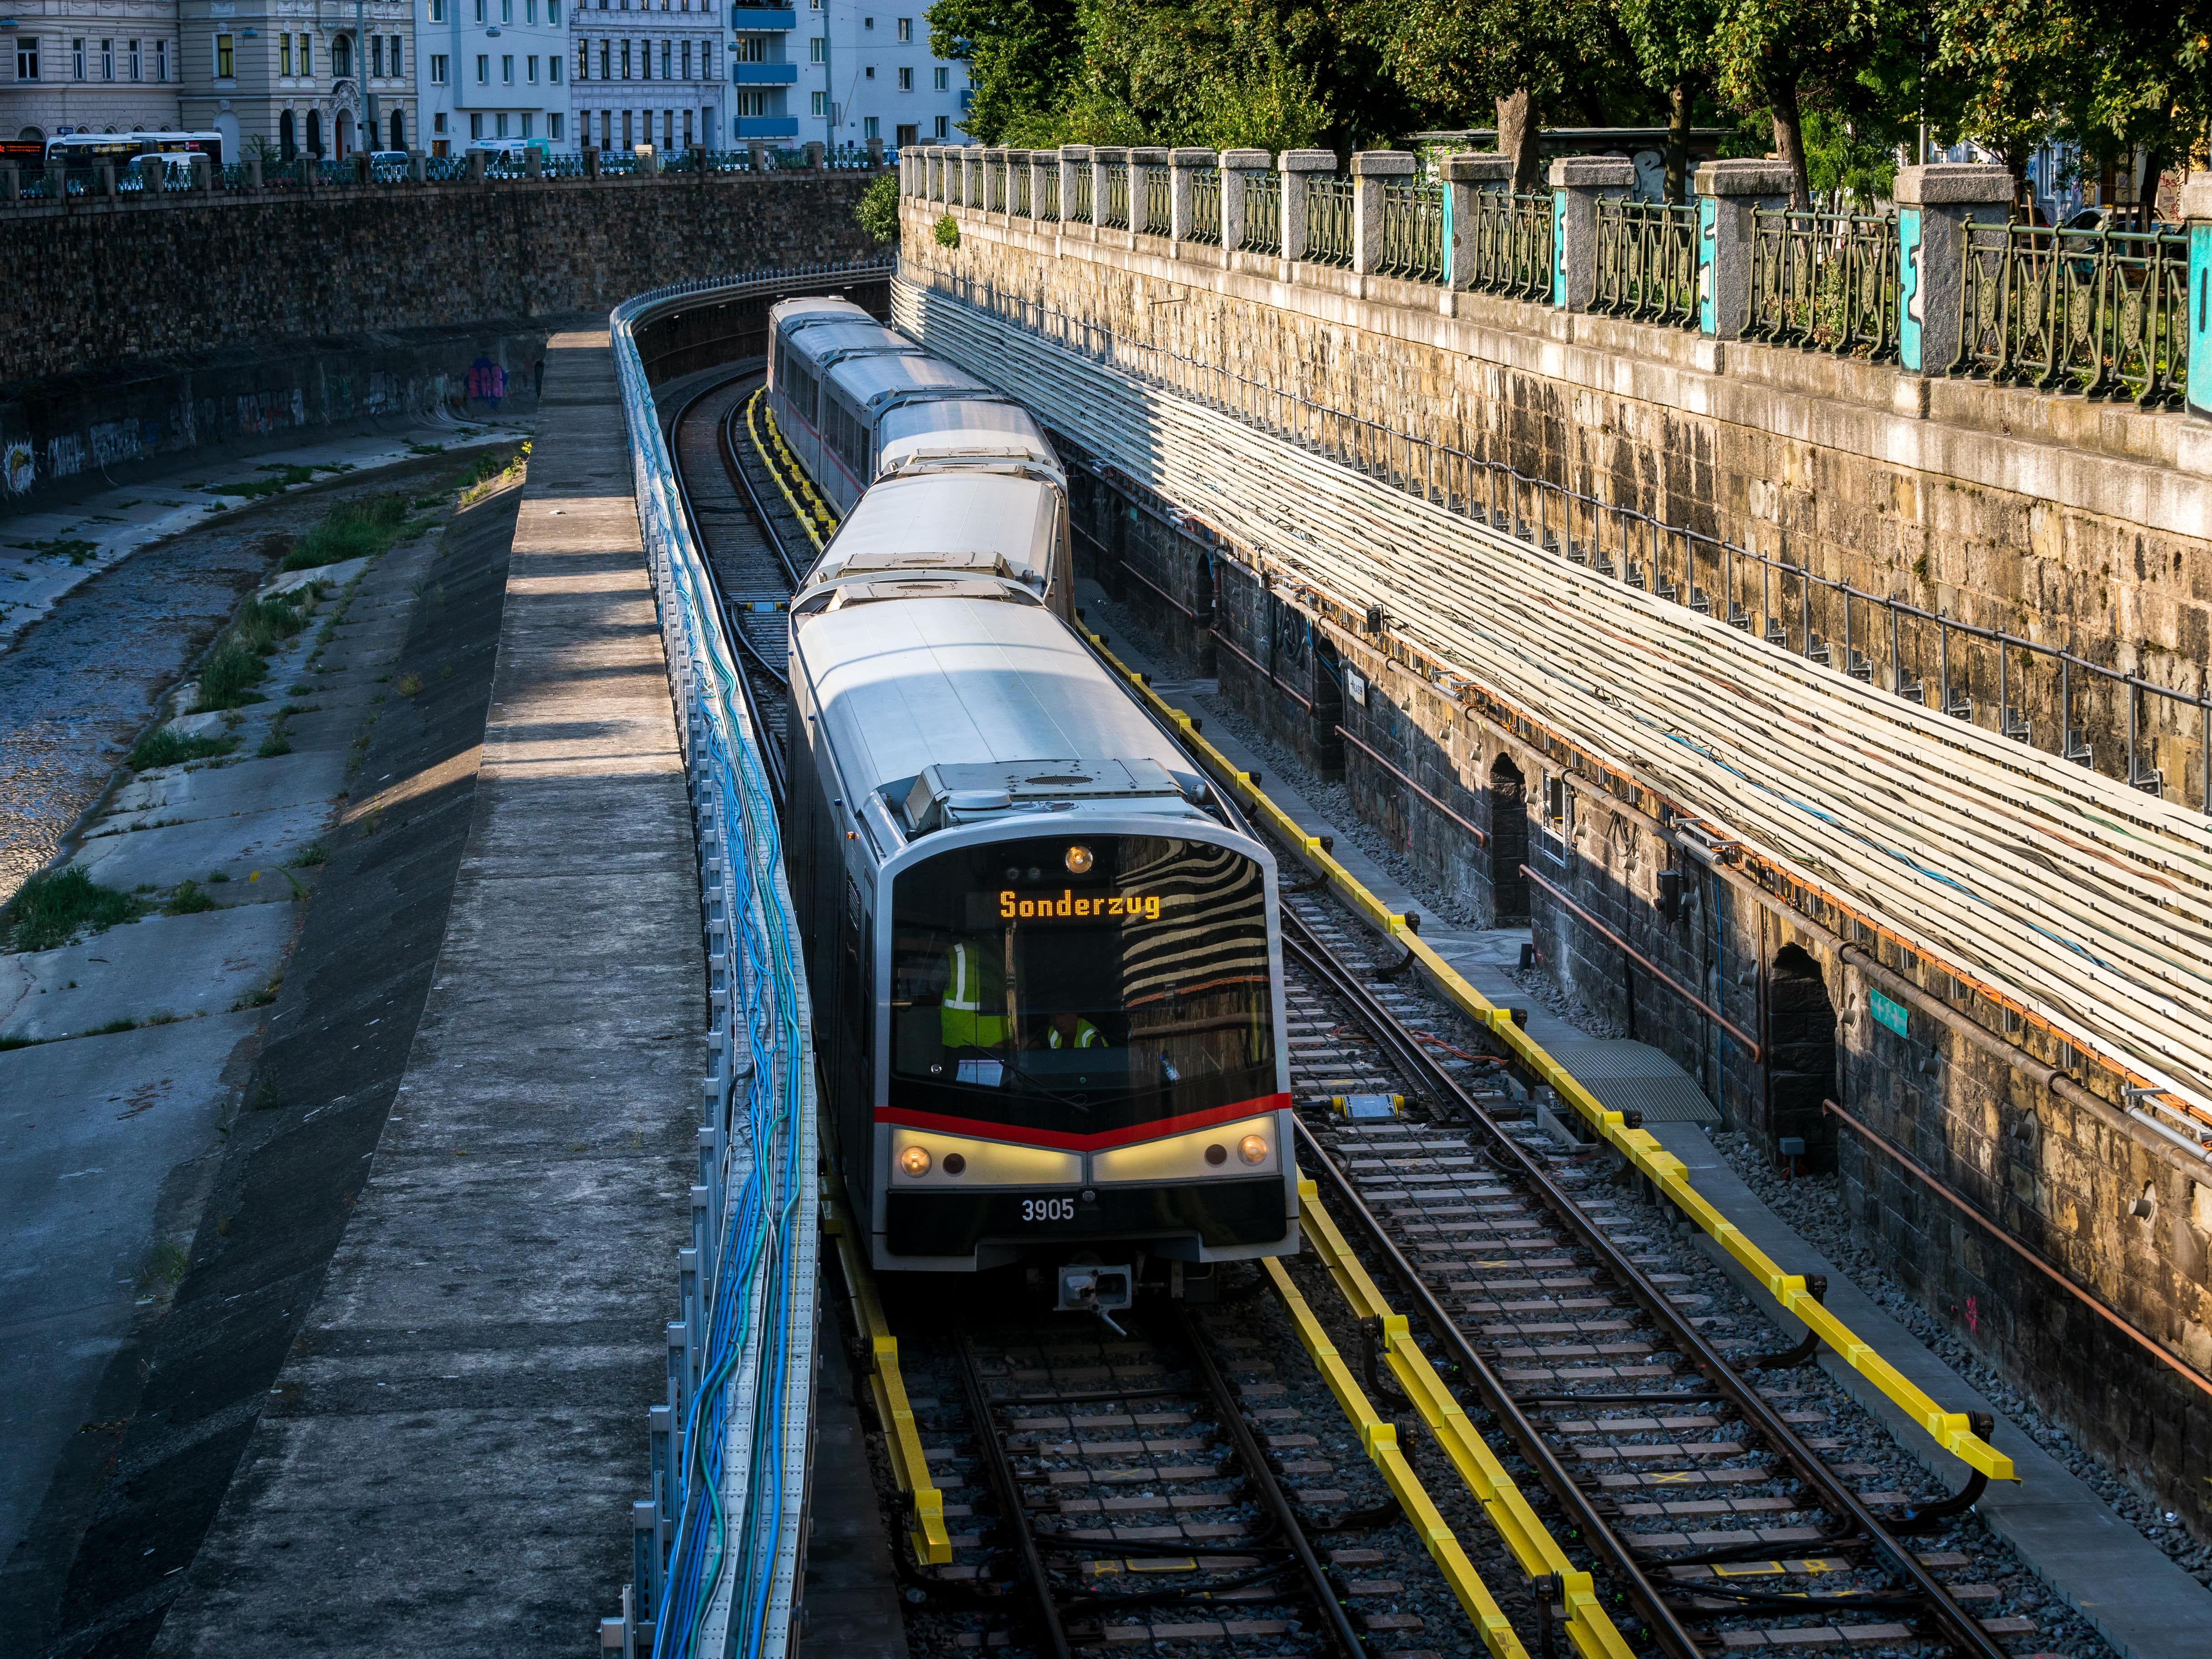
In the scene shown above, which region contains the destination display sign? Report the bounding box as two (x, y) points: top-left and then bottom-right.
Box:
(995, 888), (1163, 921)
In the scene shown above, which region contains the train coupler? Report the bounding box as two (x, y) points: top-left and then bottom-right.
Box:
(1056, 1262), (1136, 1334)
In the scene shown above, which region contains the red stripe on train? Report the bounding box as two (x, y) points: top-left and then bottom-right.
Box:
(874, 1093), (1291, 1153)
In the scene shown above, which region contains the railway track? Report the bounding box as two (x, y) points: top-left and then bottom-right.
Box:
(659, 354), (2070, 1659)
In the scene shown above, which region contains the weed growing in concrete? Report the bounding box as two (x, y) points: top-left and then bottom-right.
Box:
(258, 705), (294, 757)
(145, 1241), (190, 1283)
(397, 672), (423, 697)
(12, 535), (99, 564)
(95, 1016), (140, 1035)
(234, 977), (280, 1009)
(457, 442), (529, 508)
(292, 840), (329, 867)
(0, 1032), (42, 1051)
(210, 464), (315, 501)
(359, 807), (384, 835)
(193, 591), (314, 713)
(249, 1079), (283, 1110)
(128, 728), (238, 771)
(285, 494), (409, 570)
(208, 870), (231, 883)
(165, 879), (217, 915)
(4, 867), (143, 953)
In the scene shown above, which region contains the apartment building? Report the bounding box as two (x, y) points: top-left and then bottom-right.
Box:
(417, 0), (566, 153)
(2, 3), (183, 142)
(173, 0), (417, 161)
(568, 0), (724, 152)
(806, 0), (964, 154)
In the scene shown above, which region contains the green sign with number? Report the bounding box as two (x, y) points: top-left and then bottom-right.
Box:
(1868, 988), (1909, 1038)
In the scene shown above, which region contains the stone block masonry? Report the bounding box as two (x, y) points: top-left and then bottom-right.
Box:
(1044, 352), (2212, 1551)
(0, 172), (885, 389)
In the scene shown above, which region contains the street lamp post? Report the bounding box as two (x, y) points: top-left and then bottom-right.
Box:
(355, 0), (378, 152)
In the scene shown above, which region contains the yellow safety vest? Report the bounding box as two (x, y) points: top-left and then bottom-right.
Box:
(1047, 1018), (1105, 1049)
(942, 940), (1009, 1048)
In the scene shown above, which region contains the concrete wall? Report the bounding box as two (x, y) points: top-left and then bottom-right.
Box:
(903, 198), (2212, 802)
(1056, 387), (2212, 1545)
(1, 171), (885, 507)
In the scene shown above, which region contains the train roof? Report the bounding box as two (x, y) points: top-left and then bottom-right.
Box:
(876, 399), (1061, 478)
(824, 353), (990, 413)
(787, 321), (926, 369)
(796, 595), (1208, 832)
(809, 473), (1059, 590)
(769, 296), (875, 331)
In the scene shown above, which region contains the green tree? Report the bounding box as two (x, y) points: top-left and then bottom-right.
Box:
(926, 0), (1084, 144)
(855, 171), (901, 242)
(1619, 0), (1721, 200)
(1711, 0), (1919, 208)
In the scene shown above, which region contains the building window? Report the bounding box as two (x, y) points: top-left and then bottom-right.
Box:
(280, 32), (292, 74)
(434, 112), (447, 134)
(620, 40), (630, 77)
(864, 64), (874, 78)
(496, 112), (508, 136)
(549, 0), (561, 22)
(307, 109), (321, 153)
(502, 53), (514, 82)
(521, 112), (533, 136)
(214, 35), (232, 78)
(809, 35), (824, 62)
(578, 42), (590, 79)
(431, 0), (445, 19)
(736, 90), (766, 115)
(431, 53), (449, 83)
(599, 40), (610, 76)
(389, 36), (401, 77)
(280, 108), (296, 157)
(659, 40), (670, 76)
(864, 115), (877, 138)
(128, 39), (140, 81)
(895, 16), (910, 39)
(332, 34), (350, 76)
(550, 55), (562, 82)
(100, 38), (112, 80)
(549, 112), (563, 139)
(896, 65), (910, 90)
(933, 114), (946, 138)
(16, 38), (37, 80)
(736, 35), (764, 60)
(157, 40), (167, 81)
(475, 0), (486, 20)
(372, 35), (384, 77)
(527, 54), (538, 82)
(932, 64), (946, 90)
(476, 53), (489, 82)
(501, 0), (512, 21)
(811, 89), (825, 116)
(864, 14), (874, 25)
(600, 109), (611, 146)
(72, 38), (85, 80)
(527, 0), (538, 20)
(680, 40), (690, 76)
(300, 36), (311, 75)
(471, 113), (484, 138)
(390, 110), (403, 148)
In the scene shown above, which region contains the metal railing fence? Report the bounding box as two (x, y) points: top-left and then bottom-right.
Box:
(606, 262), (890, 1659)
(1142, 166), (1171, 236)
(1376, 181), (1443, 280)
(1595, 197), (1698, 327)
(1037, 163), (1060, 221)
(1011, 159), (1031, 216)
(1463, 191), (1555, 301)
(906, 258), (2212, 812)
(1102, 161), (1129, 228)
(1241, 172), (1281, 254)
(1951, 221), (2189, 407)
(1302, 177), (1352, 266)
(1186, 168), (1221, 244)
(1750, 208), (1899, 357)
(1071, 164), (1094, 224)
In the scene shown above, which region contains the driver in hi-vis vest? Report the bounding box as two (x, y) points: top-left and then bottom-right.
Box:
(1046, 1013), (1105, 1049)
(940, 938), (1010, 1049)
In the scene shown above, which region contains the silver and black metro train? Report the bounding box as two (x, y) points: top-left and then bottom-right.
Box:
(769, 298), (1298, 1313)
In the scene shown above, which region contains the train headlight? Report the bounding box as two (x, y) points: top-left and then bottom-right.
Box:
(899, 1145), (933, 1178)
(1238, 1134), (1269, 1166)
(1065, 844), (1094, 875)
(1090, 1114), (1282, 1183)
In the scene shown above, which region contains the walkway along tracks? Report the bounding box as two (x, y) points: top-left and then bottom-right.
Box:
(605, 263), (892, 1659)
(890, 272), (2212, 1159)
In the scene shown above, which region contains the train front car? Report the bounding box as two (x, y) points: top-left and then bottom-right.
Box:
(788, 534), (1295, 1317)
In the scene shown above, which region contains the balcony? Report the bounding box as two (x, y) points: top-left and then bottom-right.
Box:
(734, 115), (799, 138)
(732, 61), (798, 84)
(730, 5), (798, 28)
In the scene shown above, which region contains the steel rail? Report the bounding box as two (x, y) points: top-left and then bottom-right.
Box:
(955, 1330), (1077, 1659)
(718, 385), (806, 591)
(667, 371), (791, 809)
(892, 273), (2212, 1146)
(1275, 914), (2013, 1659)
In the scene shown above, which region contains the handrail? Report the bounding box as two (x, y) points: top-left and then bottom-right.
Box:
(605, 259), (885, 1659)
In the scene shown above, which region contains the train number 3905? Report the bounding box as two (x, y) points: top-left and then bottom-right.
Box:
(1022, 1196), (1077, 1222)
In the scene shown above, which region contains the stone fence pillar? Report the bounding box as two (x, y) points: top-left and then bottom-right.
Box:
(751, 141), (770, 177)
(1059, 144), (1091, 226)
(1218, 148), (1268, 252)
(353, 151), (373, 186)
(0, 165), (17, 204)
(1169, 147), (1214, 244)
(1024, 150), (1051, 221)
(243, 158), (264, 190)
(407, 148), (427, 183)
(981, 146), (1004, 211)
(1350, 150), (1413, 275)
(467, 150), (488, 184)
(865, 136), (883, 167)
(1093, 146), (1127, 231)
(1549, 156), (1634, 310)
(525, 148), (544, 180)
(1278, 149), (1335, 265)
(2187, 176), (2212, 422)
(1694, 159), (1792, 339)
(1129, 146), (1167, 236)
(1441, 154), (1510, 291)
(132, 154), (165, 194)
(804, 140), (824, 171)
(1894, 162), (2012, 373)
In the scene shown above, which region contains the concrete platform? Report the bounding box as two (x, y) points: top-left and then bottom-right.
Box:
(1655, 1123), (2212, 1659)
(152, 327), (704, 1656)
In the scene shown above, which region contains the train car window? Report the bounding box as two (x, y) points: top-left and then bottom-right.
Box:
(886, 835), (1272, 1138)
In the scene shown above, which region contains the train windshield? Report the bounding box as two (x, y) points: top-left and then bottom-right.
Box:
(889, 833), (1276, 1136)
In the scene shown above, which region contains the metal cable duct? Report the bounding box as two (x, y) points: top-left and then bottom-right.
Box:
(891, 274), (2212, 1138)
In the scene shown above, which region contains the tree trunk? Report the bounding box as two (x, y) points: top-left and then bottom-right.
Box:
(1498, 90), (1541, 194)
(1768, 79), (1810, 210)
(1665, 81), (1692, 204)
